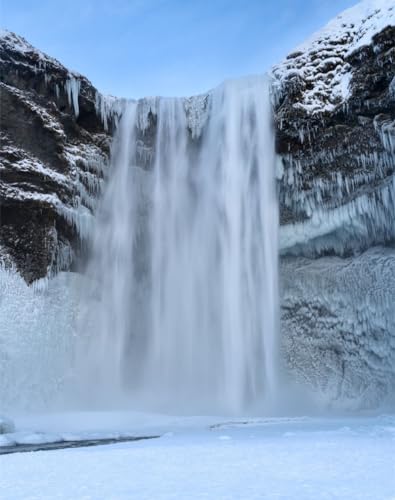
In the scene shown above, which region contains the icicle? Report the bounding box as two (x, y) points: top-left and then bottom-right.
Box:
(94, 91), (124, 131)
(64, 77), (81, 118)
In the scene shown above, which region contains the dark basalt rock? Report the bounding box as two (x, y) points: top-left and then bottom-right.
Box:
(273, 23), (395, 256)
(0, 31), (113, 282)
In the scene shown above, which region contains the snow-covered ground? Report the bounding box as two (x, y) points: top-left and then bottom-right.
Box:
(1, 412), (395, 499)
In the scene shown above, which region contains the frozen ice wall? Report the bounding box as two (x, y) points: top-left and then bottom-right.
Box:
(281, 247), (395, 409)
(0, 269), (82, 412)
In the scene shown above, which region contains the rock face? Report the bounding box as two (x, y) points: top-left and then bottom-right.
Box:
(0, 0), (394, 409)
(0, 30), (114, 282)
(272, 1), (395, 255)
(272, 0), (395, 407)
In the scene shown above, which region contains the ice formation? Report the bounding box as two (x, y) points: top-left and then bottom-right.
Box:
(0, 78), (109, 267)
(0, 29), (85, 120)
(0, 138), (107, 247)
(281, 247), (395, 409)
(64, 77), (81, 117)
(94, 92), (124, 131)
(279, 171), (395, 255)
(0, 268), (81, 412)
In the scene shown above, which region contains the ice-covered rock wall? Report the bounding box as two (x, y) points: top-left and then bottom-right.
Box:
(273, 0), (395, 408)
(0, 267), (82, 411)
(0, 30), (120, 282)
(273, 0), (395, 255)
(281, 248), (395, 409)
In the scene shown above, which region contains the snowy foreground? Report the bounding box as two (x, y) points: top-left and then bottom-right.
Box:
(1, 412), (395, 499)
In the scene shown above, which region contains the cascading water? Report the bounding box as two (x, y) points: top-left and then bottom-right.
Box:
(80, 75), (279, 415)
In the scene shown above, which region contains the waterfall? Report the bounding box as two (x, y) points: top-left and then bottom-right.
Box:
(80, 75), (279, 415)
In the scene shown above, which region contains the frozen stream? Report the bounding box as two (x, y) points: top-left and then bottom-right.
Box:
(1, 412), (394, 499)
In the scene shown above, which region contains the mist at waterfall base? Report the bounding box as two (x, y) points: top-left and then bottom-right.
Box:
(75, 75), (280, 416)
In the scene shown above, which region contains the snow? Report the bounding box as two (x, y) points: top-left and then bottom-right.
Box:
(0, 29), (83, 118)
(272, 0), (395, 113)
(0, 82), (66, 139)
(63, 143), (107, 175)
(0, 30), (112, 278)
(0, 29), (105, 125)
(0, 130), (108, 244)
(0, 29), (82, 79)
(0, 29), (66, 70)
(1, 412), (394, 499)
(295, 0), (395, 57)
(0, 182), (95, 240)
(0, 145), (70, 187)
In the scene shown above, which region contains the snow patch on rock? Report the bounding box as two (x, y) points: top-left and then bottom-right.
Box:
(272, 0), (395, 113)
(1, 82), (66, 138)
(0, 29), (77, 73)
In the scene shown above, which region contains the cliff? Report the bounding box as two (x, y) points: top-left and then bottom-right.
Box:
(271, 0), (395, 408)
(273, 0), (395, 255)
(0, 30), (115, 282)
(2, 2), (394, 279)
(0, 0), (394, 409)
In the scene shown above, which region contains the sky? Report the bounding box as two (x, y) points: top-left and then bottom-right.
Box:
(2, 0), (358, 99)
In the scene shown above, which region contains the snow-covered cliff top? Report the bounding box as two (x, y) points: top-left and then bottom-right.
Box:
(272, 0), (395, 113)
(0, 29), (81, 76)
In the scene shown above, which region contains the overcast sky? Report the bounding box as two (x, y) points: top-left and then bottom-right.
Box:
(2, 0), (358, 98)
